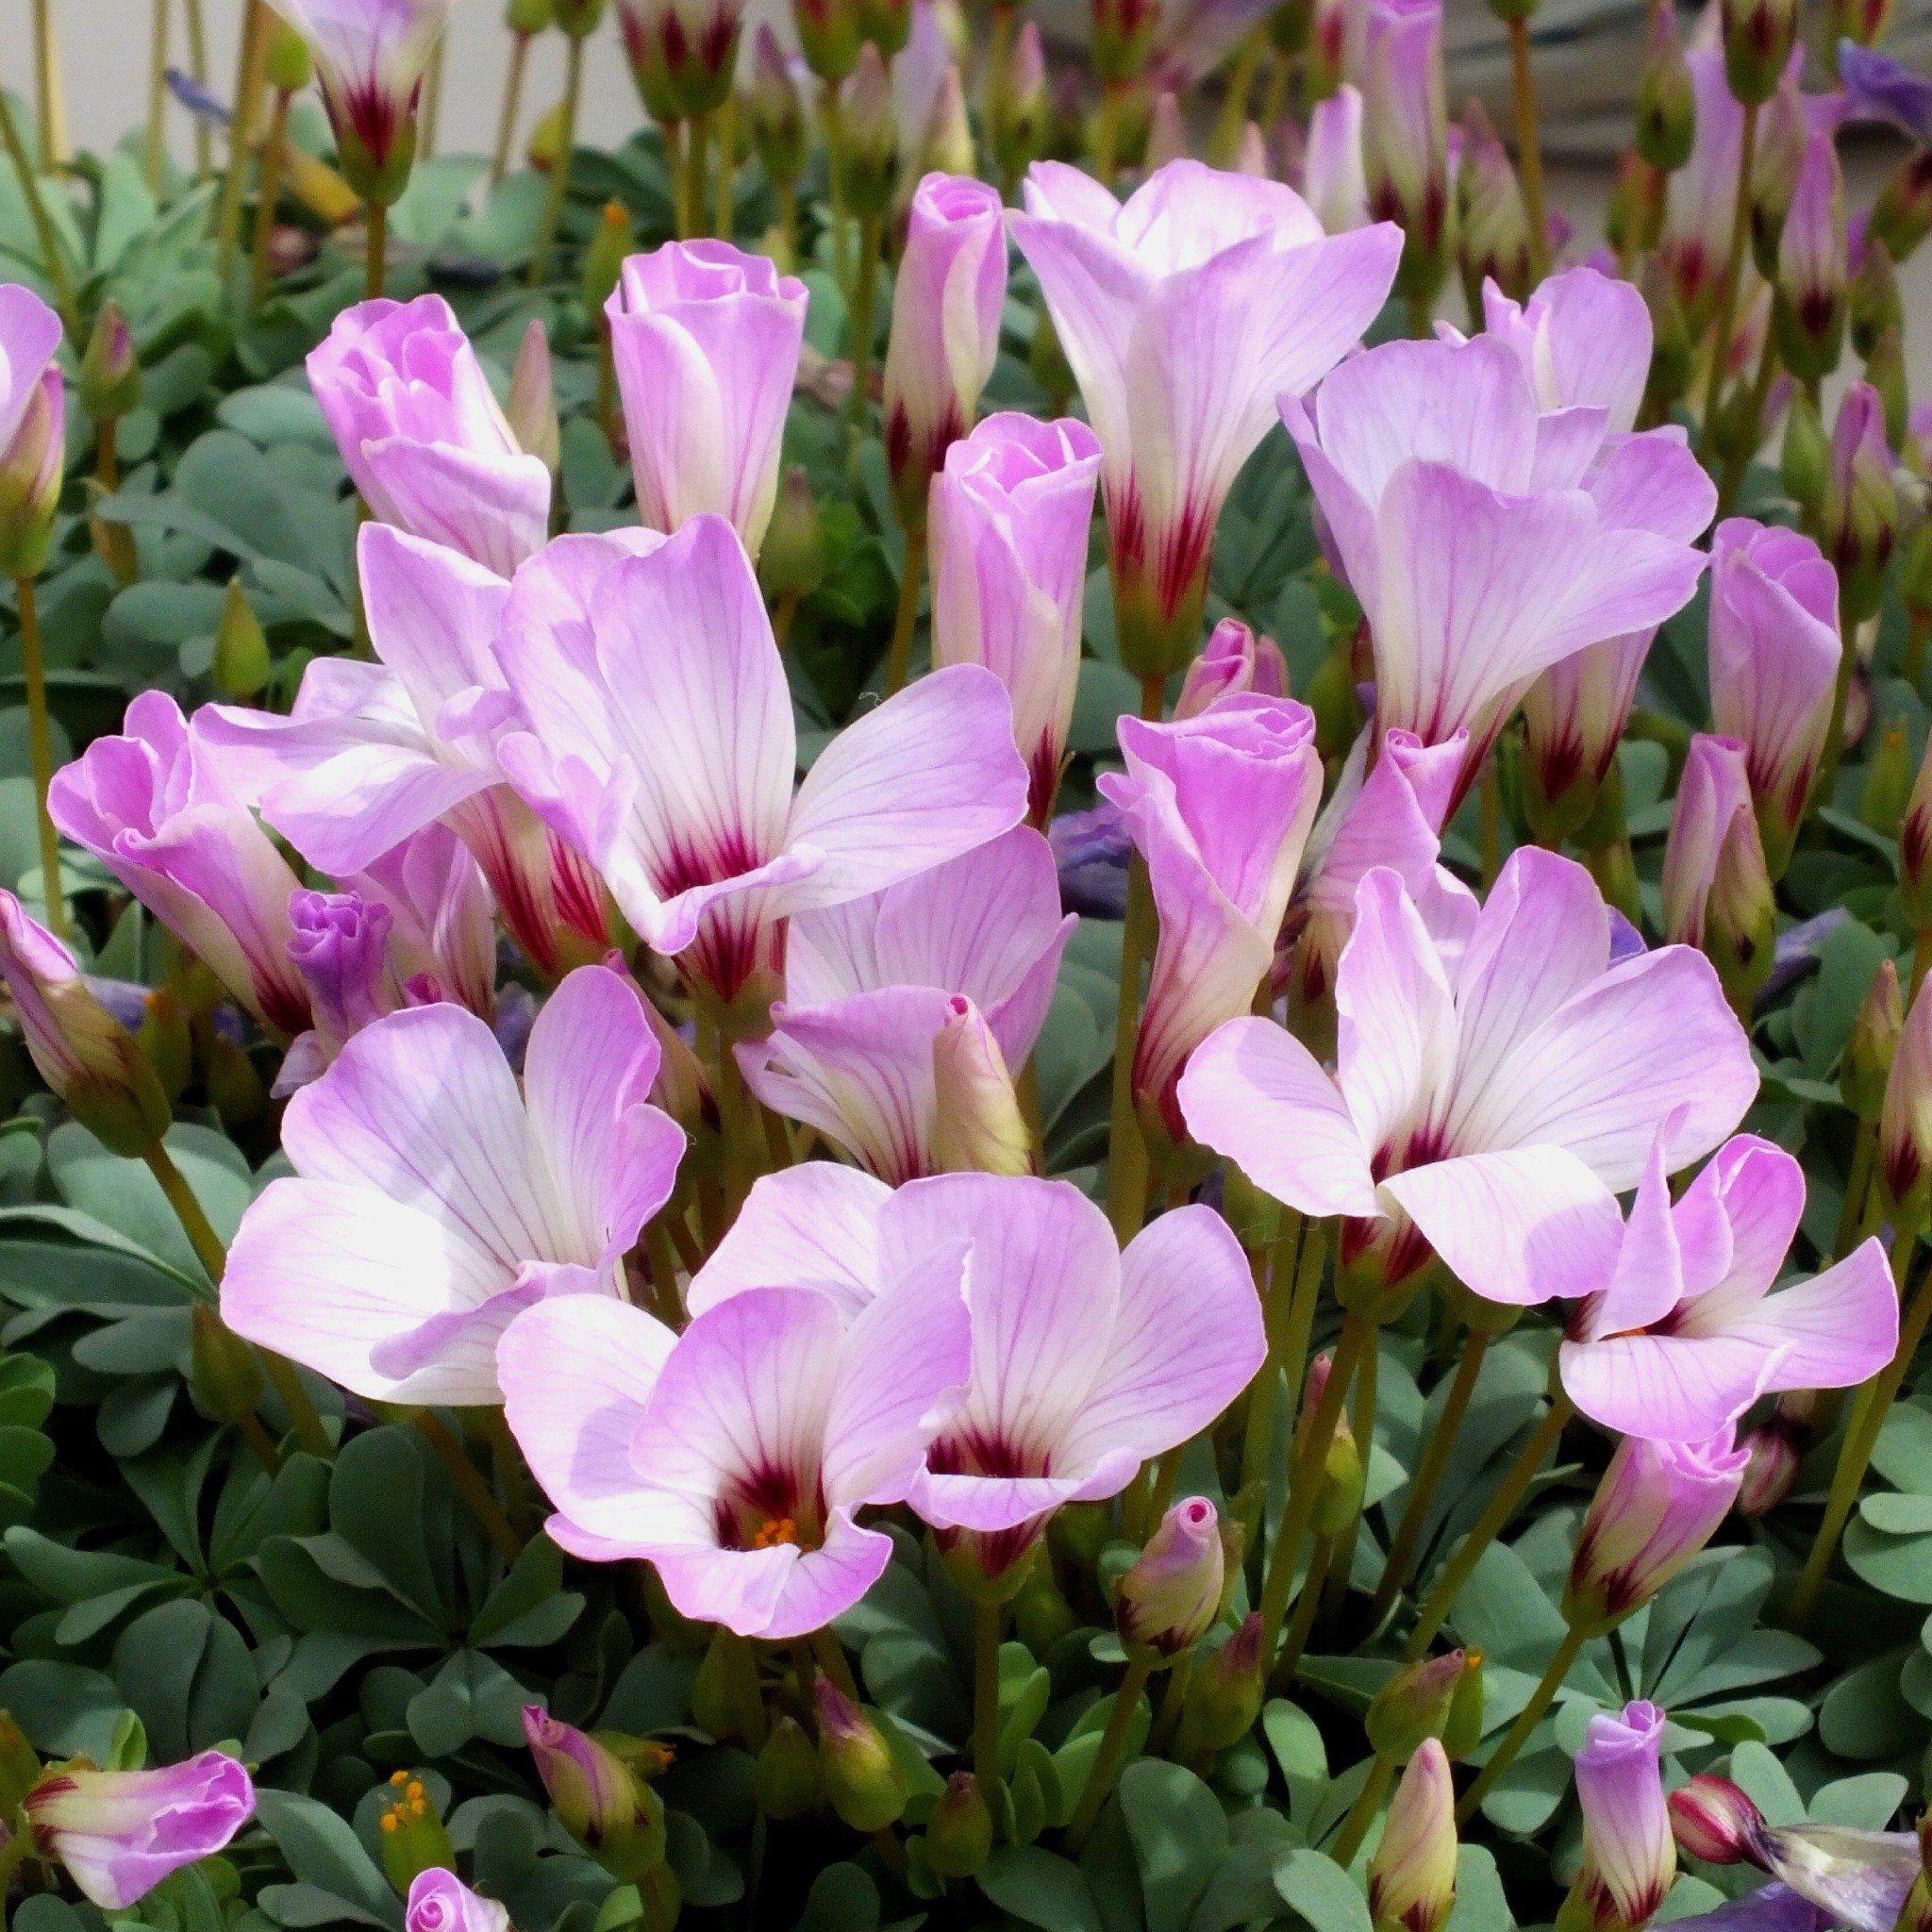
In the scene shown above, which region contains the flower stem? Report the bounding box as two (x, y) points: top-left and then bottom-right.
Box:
(182, 0), (213, 175)
(1507, 17), (1547, 280)
(1810, 584), (1856, 825)
(684, 108), (713, 242)
(1832, 1117), (1878, 1260)
(1716, 326), (1781, 516)
(248, 87), (293, 308)
(1695, 97), (1760, 466)
(15, 577), (67, 945)
(713, 93), (738, 238)
(1456, 1620), (1585, 1821)
(31, 0), (65, 170)
(1402, 1392), (1574, 1660)
(973, 1599), (1004, 1793)
(1106, 675), (1165, 1243)
(1906, 609), (1930, 691)
(1278, 1532), (1333, 1680)
(0, 90), (79, 341)
(1091, 79), (1125, 184)
(215, 0), (271, 293)
(530, 30), (586, 286)
(1371, 1332), (1491, 1622)
(885, 517), (926, 695)
(146, 0), (174, 192)
(1241, 1213), (1309, 1501)
(1323, 1317), (1380, 1617)
(1065, 1652), (1155, 1852)
(819, 85), (853, 298)
(491, 32), (531, 187)
(415, 1411), (525, 1564)
(1208, 25), (1268, 163)
(1329, 1753), (1396, 1868)
(365, 199), (388, 301)
(848, 210), (882, 438)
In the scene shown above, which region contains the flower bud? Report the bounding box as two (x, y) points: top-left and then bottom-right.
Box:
(691, 1626), (764, 1740)
(1782, 386), (1830, 515)
(1844, 958), (1905, 1120)
(753, 1716), (822, 1819)
(1362, 0), (1450, 307)
(1366, 1649), (1478, 1762)
(794, 0), (863, 81)
(1749, 89), (1807, 278)
(1775, 134), (1847, 385)
(1091, 0), (1158, 81)
(377, 1772), (458, 1895)
(1117, 1496), (1225, 1658)
(508, 0), (556, 29)
(1564, 1429), (1749, 1635)
(206, 1029), (266, 1128)
(1871, 150), (1932, 266)
(78, 303), (141, 424)
(1635, 9), (1695, 174)
(1826, 382), (1900, 623)
(925, 1773), (994, 1877)
(507, 319), (560, 477)
(1721, 0), (1798, 106)
(265, 19), (315, 92)
(0, 892), (172, 1157)
(917, 65), (974, 178)
(211, 577), (273, 699)
(857, 0), (911, 57)
(748, 29), (808, 192)
(1175, 1613), (1266, 1759)
(1851, 236), (1904, 361)
(758, 465), (826, 603)
(190, 1303), (265, 1427)
(1570, 1701), (1674, 1932)
(1369, 1740), (1458, 1932)
(0, 358), (66, 581)
(930, 995), (1034, 1176)
(1735, 1420), (1802, 1516)
(0, 1716), (42, 1820)
(989, 21), (1048, 187)
(839, 44), (899, 216)
(1669, 1774), (1766, 1866)
(554, 0), (608, 35)
(1175, 619), (1289, 719)
(814, 1679), (907, 1832)
(582, 202), (633, 316)
(620, 0), (741, 119)
(1881, 971), (1932, 1224)
(1012, 1554), (1077, 1650)
(1864, 724), (1913, 837)
(1869, 325), (1910, 452)
(1457, 99), (1532, 308)
(522, 1707), (666, 1874)
(1307, 1351), (1366, 1537)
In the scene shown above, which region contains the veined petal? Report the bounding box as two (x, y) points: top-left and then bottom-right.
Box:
(688, 1165), (891, 1319)
(358, 523), (512, 739)
(653, 1511), (893, 1640)
(1718, 1239), (1898, 1392)
(359, 437), (552, 577)
(1559, 1330), (1784, 1442)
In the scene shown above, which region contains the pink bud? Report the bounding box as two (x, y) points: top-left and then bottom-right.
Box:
(1668, 1774), (1768, 1867)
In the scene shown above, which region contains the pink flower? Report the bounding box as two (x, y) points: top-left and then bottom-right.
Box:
(1660, 733), (1764, 950)
(1178, 847), (1756, 1307)
(497, 1223), (974, 1638)
(0, 285), (64, 576)
(490, 516), (1027, 1011)
(1560, 1129), (1894, 1441)
(678, 1167), (1261, 1580)
(275, 888), (403, 1092)
(48, 692), (312, 1036)
(221, 966), (684, 1406)
(1707, 519), (1840, 870)
(737, 828), (1073, 1181)
(349, 822), (496, 1018)
(1480, 266), (1655, 434)
(406, 1870), (508, 1932)
(1660, 47), (1749, 325)
(1360, 0), (1447, 259)
(1174, 618), (1289, 719)
(1010, 158), (1401, 675)
(1099, 693), (1323, 1132)
(1117, 1496), (1226, 1654)
(521, 1708), (649, 1844)
(927, 412), (1102, 824)
(308, 296), (552, 577)
(605, 242), (808, 558)
(24, 1752), (255, 1909)
(882, 175), (1008, 511)
(1573, 1701), (1676, 1932)
(195, 525), (610, 977)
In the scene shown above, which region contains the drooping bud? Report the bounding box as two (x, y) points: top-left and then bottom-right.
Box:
(1635, 8), (1695, 174)
(1116, 1496), (1225, 1658)
(1175, 1613), (1266, 1759)
(750, 26), (808, 184)
(1881, 971), (1932, 1224)
(1871, 150), (1932, 266)
(988, 21), (1048, 187)
(376, 1771), (458, 1895)
(752, 1716), (822, 1819)
(507, 319), (560, 477)
(1825, 381), (1900, 622)
(1844, 958), (1905, 1120)
(1720, 0), (1798, 106)
(813, 1679), (907, 1832)
(1457, 99), (1531, 308)
(1851, 235), (1904, 360)
(212, 578), (273, 699)
(930, 995), (1034, 1176)
(1369, 1740), (1458, 1932)
(1366, 1649), (1476, 1761)
(77, 303), (141, 424)
(840, 44), (900, 216)
(1669, 1774), (1767, 1866)
(1776, 133), (1847, 385)
(925, 1773), (994, 1877)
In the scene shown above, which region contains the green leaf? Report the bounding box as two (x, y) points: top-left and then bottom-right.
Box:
(979, 1846), (1105, 1932)
(1275, 1848), (1374, 1932)
(253, 1790), (403, 1931)
(1119, 1759), (1227, 1932)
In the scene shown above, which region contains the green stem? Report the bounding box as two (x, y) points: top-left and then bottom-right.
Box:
(973, 1599), (1003, 1793)
(215, 0), (270, 293)
(848, 209), (882, 437)
(713, 92), (738, 237)
(365, 198), (388, 301)
(1456, 1620), (1586, 1821)
(1324, 1319), (1379, 1619)
(1278, 1532), (1333, 1680)
(1695, 98), (1760, 466)
(31, 0), (63, 169)
(1906, 609), (1930, 691)
(1241, 1213), (1309, 1500)
(1371, 1333), (1490, 1622)
(884, 518), (925, 695)
(15, 578), (67, 945)
(249, 90), (292, 308)
(1064, 1652), (1155, 1852)
(1402, 1393), (1574, 1660)
(0, 91), (78, 340)
(1091, 79), (1125, 184)
(1480, 760), (1502, 889)
(1507, 17), (1547, 280)
(1810, 585), (1856, 824)
(1107, 674), (1165, 1243)
(491, 32), (531, 187)
(1149, 1651), (1191, 1754)
(530, 30), (586, 286)
(415, 1411), (525, 1564)
(1328, 1754), (1396, 1869)
(1716, 325), (1780, 515)
(819, 85), (852, 297)
(1833, 1117), (1878, 1262)
(182, 0), (212, 175)
(146, 0), (174, 192)
(1208, 25), (1268, 163)
(774, 176), (798, 273)
(684, 108), (713, 242)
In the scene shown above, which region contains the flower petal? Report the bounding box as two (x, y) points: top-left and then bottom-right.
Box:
(688, 1165), (891, 1319)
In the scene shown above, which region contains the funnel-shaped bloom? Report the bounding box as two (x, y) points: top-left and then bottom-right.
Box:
(407, 1870), (509, 1932)
(1481, 267), (1654, 435)
(606, 242), (808, 558)
(491, 515), (1027, 1008)
(1117, 1495), (1226, 1655)
(1179, 847), (1757, 1307)
(1560, 1127), (1893, 1441)
(222, 966), (684, 1406)
(196, 525), (610, 976)
(1098, 694), (1323, 1130)
(1010, 158), (1401, 673)
(1573, 1702), (1675, 1932)
(48, 693), (311, 1036)
(1283, 334), (1711, 804)
(928, 413), (1102, 823)
(497, 1242), (974, 1638)
(738, 828), (1073, 1179)
(24, 1752), (255, 1910)
(308, 296), (551, 578)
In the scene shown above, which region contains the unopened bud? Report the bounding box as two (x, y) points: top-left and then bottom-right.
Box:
(753, 1716), (822, 1819)
(1117, 1496), (1224, 1658)
(1869, 325), (1910, 453)
(1091, 0), (1158, 81)
(376, 1770), (458, 1895)
(1845, 958), (1905, 1119)
(1871, 151), (1932, 266)
(814, 1679), (907, 1832)
(925, 1773), (993, 1877)
(1370, 1740), (1458, 1932)
(750, 26), (808, 184)
(1864, 724), (1913, 836)
(1735, 1421), (1802, 1516)
(1175, 1613), (1265, 1759)
(265, 19), (314, 93)
(691, 1626), (764, 1741)
(758, 465), (826, 604)
(212, 578), (272, 699)
(795, 0), (864, 81)
(857, 0), (912, 57)
(1670, 1774), (1767, 1866)
(840, 44), (899, 215)
(507, 319), (560, 476)
(931, 996), (1033, 1177)
(1852, 237), (1904, 361)
(1367, 1648), (1485, 1763)
(1144, 92), (1188, 171)
(918, 63), (974, 177)
(553, 0), (608, 36)
(1720, 0), (1797, 105)
(508, 0), (555, 30)
(1011, 1557), (1076, 1652)
(206, 1029), (266, 1128)
(1306, 1352), (1365, 1537)
(78, 303), (141, 424)
(1782, 386), (1830, 515)
(989, 20), (1048, 185)
(1826, 382), (1900, 623)
(1882, 974), (1932, 1224)
(0, 364), (65, 580)
(1635, 10), (1695, 173)
(527, 98), (570, 173)
(523, 1706), (666, 1874)
(1749, 89), (1807, 278)
(0, 1716), (42, 1821)
(1457, 99), (1532, 307)
(582, 202), (632, 315)
(190, 1304), (266, 1427)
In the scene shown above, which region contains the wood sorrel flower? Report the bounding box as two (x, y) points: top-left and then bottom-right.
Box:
(1175, 619), (1289, 719)
(406, 1869), (508, 1932)
(1880, 969), (1932, 1224)
(276, 888), (403, 1092)
(308, 295), (553, 577)
(1559, 1127), (1893, 1443)
(1303, 84), (1369, 234)
(1570, 1701), (1675, 1932)
(1360, 0), (1448, 299)
(0, 285), (65, 580)
(1181, 848), (1756, 1311)
(222, 966), (685, 1407)
(1009, 158), (1401, 678)
(605, 242), (808, 559)
(24, 1751), (255, 1909)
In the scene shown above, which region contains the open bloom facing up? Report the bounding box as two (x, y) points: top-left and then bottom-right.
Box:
(195, 525), (609, 977)
(308, 295), (552, 578)
(24, 1752), (255, 1909)
(1099, 693), (1323, 1131)
(1285, 327), (1712, 806)
(497, 1222), (974, 1638)
(927, 413), (1102, 824)
(490, 515), (1028, 1011)
(223, 966), (684, 1406)
(407, 1870), (509, 1932)
(738, 828), (1074, 1181)
(606, 242), (808, 558)
(1560, 1129), (1894, 1442)
(678, 1167), (1262, 1579)
(1009, 158), (1401, 674)
(1179, 847), (1757, 1307)
(1572, 1701), (1675, 1932)
(48, 692), (312, 1037)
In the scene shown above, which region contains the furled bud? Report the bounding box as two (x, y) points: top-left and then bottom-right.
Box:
(758, 465), (826, 603)
(691, 1626), (764, 1740)
(507, 319), (560, 477)
(839, 44), (899, 216)
(988, 20), (1048, 187)
(1721, 0), (1798, 105)
(376, 1771), (458, 1895)
(1669, 1774), (1767, 1866)
(925, 1773), (994, 1877)
(1851, 236), (1904, 360)
(1175, 619), (1289, 719)
(1635, 8), (1695, 173)
(1776, 133), (1847, 384)
(1117, 1496), (1225, 1658)
(581, 201), (632, 315)
(1735, 1420), (1802, 1516)
(1825, 382), (1900, 622)
(752, 1716), (822, 1819)
(1366, 1649), (1478, 1762)
(0, 348), (65, 581)
(749, 25), (808, 184)
(1569, 1701), (1675, 1932)
(77, 303), (141, 424)
(1782, 385), (1830, 515)
(1844, 958), (1905, 1120)
(814, 1679), (907, 1832)
(521, 1707), (666, 1874)
(930, 995), (1034, 1176)
(794, 0), (863, 81)
(1369, 1740), (1458, 1932)
(212, 578), (272, 699)
(1881, 971), (1932, 1224)
(1871, 151), (1932, 266)
(1175, 1613), (1266, 1759)
(1831, 0), (1894, 46)
(1457, 99), (1532, 308)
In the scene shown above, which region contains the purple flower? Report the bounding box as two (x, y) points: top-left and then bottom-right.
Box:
(1302, 84), (1369, 233)
(1179, 848), (1756, 1308)
(1360, 0), (1447, 258)
(221, 966), (685, 1406)
(497, 1220), (974, 1637)
(1100, 693), (1323, 1133)
(928, 413), (1102, 825)
(1560, 1129), (1894, 1442)
(276, 888), (401, 1092)
(48, 693), (312, 1037)
(308, 296), (551, 577)
(350, 823), (496, 1018)
(606, 242), (809, 558)
(1050, 802), (1132, 918)
(489, 517), (1027, 1011)
(522, 1707), (645, 1844)
(882, 175), (1008, 512)
(1660, 47), (1750, 325)
(25, 1752), (255, 1909)
(1009, 158), (1401, 675)
(1660, 734), (1768, 954)
(406, 1869), (509, 1932)
(1573, 1702), (1675, 1932)
(1838, 42), (1932, 144)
